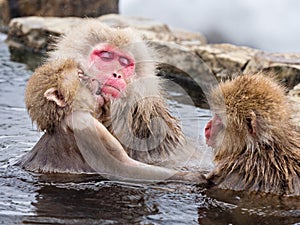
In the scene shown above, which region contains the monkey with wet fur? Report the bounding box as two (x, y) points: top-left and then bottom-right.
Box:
(205, 73), (300, 196)
(19, 20), (203, 181)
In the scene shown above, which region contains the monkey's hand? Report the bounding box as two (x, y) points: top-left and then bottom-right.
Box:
(78, 69), (109, 108)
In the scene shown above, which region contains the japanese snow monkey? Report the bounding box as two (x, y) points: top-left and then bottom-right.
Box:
(18, 20), (204, 182)
(205, 73), (300, 196)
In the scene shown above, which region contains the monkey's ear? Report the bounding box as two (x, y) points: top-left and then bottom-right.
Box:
(44, 88), (67, 107)
(246, 110), (257, 136)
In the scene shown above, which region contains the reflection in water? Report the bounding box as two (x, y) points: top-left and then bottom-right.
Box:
(1, 33), (300, 224)
(21, 177), (208, 224)
(26, 183), (151, 224)
(198, 188), (300, 225)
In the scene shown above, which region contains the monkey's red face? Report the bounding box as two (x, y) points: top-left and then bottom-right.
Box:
(205, 114), (224, 148)
(84, 43), (135, 105)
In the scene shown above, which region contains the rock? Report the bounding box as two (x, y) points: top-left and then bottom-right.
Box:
(195, 44), (260, 80)
(6, 14), (206, 53)
(98, 14), (206, 48)
(6, 16), (83, 52)
(289, 84), (300, 128)
(194, 44), (300, 88)
(152, 41), (212, 84)
(0, 0), (9, 32)
(0, 0), (118, 25)
(290, 83), (300, 98)
(244, 52), (300, 89)
(5, 14), (300, 92)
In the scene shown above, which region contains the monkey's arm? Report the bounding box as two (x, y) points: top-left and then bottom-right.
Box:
(65, 110), (206, 182)
(66, 110), (193, 181)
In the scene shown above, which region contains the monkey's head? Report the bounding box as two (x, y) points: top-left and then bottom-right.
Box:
(48, 20), (158, 107)
(205, 73), (291, 160)
(25, 59), (95, 133)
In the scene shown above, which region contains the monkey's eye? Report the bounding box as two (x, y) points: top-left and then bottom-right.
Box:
(119, 56), (130, 66)
(99, 51), (114, 61)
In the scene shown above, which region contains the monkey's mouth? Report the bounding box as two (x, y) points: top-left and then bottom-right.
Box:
(90, 79), (120, 98)
(101, 84), (122, 98)
(204, 119), (218, 148)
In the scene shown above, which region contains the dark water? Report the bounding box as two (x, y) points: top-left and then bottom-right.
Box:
(1, 33), (300, 225)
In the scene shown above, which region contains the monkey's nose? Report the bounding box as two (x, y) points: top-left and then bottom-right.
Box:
(113, 73), (122, 79)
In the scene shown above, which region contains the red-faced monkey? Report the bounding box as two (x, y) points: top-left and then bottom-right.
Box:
(19, 20), (202, 182)
(205, 73), (300, 196)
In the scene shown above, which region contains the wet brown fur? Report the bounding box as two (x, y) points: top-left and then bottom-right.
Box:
(208, 73), (300, 196)
(19, 127), (95, 173)
(101, 94), (184, 164)
(26, 59), (80, 132)
(20, 59), (96, 172)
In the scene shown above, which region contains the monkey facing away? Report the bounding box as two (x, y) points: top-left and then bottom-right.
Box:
(205, 73), (300, 196)
(18, 20), (203, 181)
